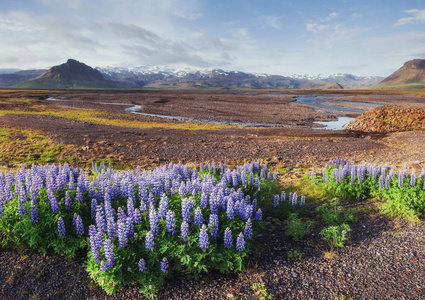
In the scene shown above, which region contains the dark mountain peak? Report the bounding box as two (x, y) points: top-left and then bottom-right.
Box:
(67, 58), (79, 64)
(402, 59), (425, 69)
(13, 59), (117, 89)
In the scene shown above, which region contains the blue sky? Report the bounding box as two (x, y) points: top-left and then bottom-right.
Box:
(1, 0), (425, 76)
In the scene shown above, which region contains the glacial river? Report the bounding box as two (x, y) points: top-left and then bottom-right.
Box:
(46, 94), (382, 130)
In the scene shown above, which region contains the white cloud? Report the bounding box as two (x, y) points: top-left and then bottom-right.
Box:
(258, 15), (283, 29)
(172, 10), (202, 21)
(326, 12), (339, 21)
(394, 9), (425, 26)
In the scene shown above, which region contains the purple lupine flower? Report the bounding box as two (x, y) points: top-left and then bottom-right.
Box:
(100, 260), (108, 272)
(311, 172), (315, 180)
(127, 197), (135, 220)
(209, 213), (219, 242)
(226, 197), (234, 220)
(379, 175), (384, 189)
(281, 191), (286, 202)
(17, 200), (27, 217)
(126, 216), (134, 238)
(48, 189), (59, 214)
(300, 196), (306, 207)
(148, 192), (156, 207)
(96, 205), (106, 233)
(117, 219), (128, 249)
(209, 196), (218, 215)
(158, 193), (169, 219)
(199, 224), (210, 251)
(200, 192), (208, 209)
(181, 221), (189, 241)
(133, 208), (142, 224)
(181, 199), (191, 223)
(410, 169), (416, 186)
(236, 232), (245, 252)
(398, 171), (403, 188)
(292, 192), (297, 206)
(149, 204), (159, 236)
(117, 207), (126, 222)
(245, 204), (253, 220)
(104, 200), (114, 220)
(165, 210), (176, 236)
(73, 213), (84, 237)
(252, 198), (257, 214)
(68, 171), (75, 190)
(106, 216), (117, 240)
(244, 218), (253, 240)
(385, 175), (391, 189)
(89, 225), (101, 263)
(103, 238), (115, 268)
(30, 201), (38, 224)
(255, 208), (262, 221)
(64, 191), (72, 210)
(76, 187), (83, 202)
(138, 258), (147, 272)
(160, 257), (169, 274)
(139, 198), (147, 212)
(145, 230), (155, 250)
(194, 207), (204, 226)
(90, 198), (98, 220)
(224, 227), (233, 248)
(57, 217), (66, 238)
(273, 170), (277, 182)
(233, 200), (240, 216)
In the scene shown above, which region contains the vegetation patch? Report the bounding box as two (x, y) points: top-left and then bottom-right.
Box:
(0, 127), (74, 165)
(0, 161), (306, 298)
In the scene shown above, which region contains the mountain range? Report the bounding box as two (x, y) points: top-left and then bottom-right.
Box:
(5, 58), (425, 90)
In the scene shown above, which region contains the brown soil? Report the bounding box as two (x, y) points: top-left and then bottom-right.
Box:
(0, 89), (424, 170)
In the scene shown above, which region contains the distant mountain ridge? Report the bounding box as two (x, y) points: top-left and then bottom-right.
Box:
(0, 69), (46, 87)
(97, 66), (382, 89)
(372, 59), (425, 90)
(0, 59), (384, 89)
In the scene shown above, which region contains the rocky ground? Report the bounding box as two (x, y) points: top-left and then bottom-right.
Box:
(0, 202), (424, 300)
(344, 105), (425, 132)
(0, 89), (425, 299)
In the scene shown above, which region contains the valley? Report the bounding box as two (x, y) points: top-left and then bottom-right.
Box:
(0, 89), (424, 170)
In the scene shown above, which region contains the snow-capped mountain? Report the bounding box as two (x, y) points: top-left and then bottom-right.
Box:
(290, 73), (384, 88)
(96, 66), (297, 89)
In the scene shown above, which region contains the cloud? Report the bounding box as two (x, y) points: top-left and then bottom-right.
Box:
(326, 12), (339, 21)
(306, 12), (373, 48)
(172, 10), (202, 21)
(105, 22), (219, 67)
(258, 15), (283, 29)
(394, 9), (425, 26)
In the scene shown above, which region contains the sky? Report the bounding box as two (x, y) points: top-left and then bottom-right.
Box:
(1, 0), (425, 76)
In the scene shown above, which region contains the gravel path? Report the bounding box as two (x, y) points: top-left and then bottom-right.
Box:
(0, 202), (424, 299)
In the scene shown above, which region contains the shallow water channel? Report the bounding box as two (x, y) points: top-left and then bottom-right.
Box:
(294, 95), (382, 130)
(46, 94), (382, 130)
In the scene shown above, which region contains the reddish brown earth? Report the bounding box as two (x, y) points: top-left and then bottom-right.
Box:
(1, 89), (424, 170)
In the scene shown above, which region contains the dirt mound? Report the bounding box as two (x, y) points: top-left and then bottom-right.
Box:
(344, 105), (425, 132)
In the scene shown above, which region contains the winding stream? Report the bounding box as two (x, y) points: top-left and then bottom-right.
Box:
(46, 94), (382, 130)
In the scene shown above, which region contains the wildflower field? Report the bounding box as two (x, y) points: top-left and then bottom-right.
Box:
(1, 157), (425, 298)
(0, 161), (306, 298)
